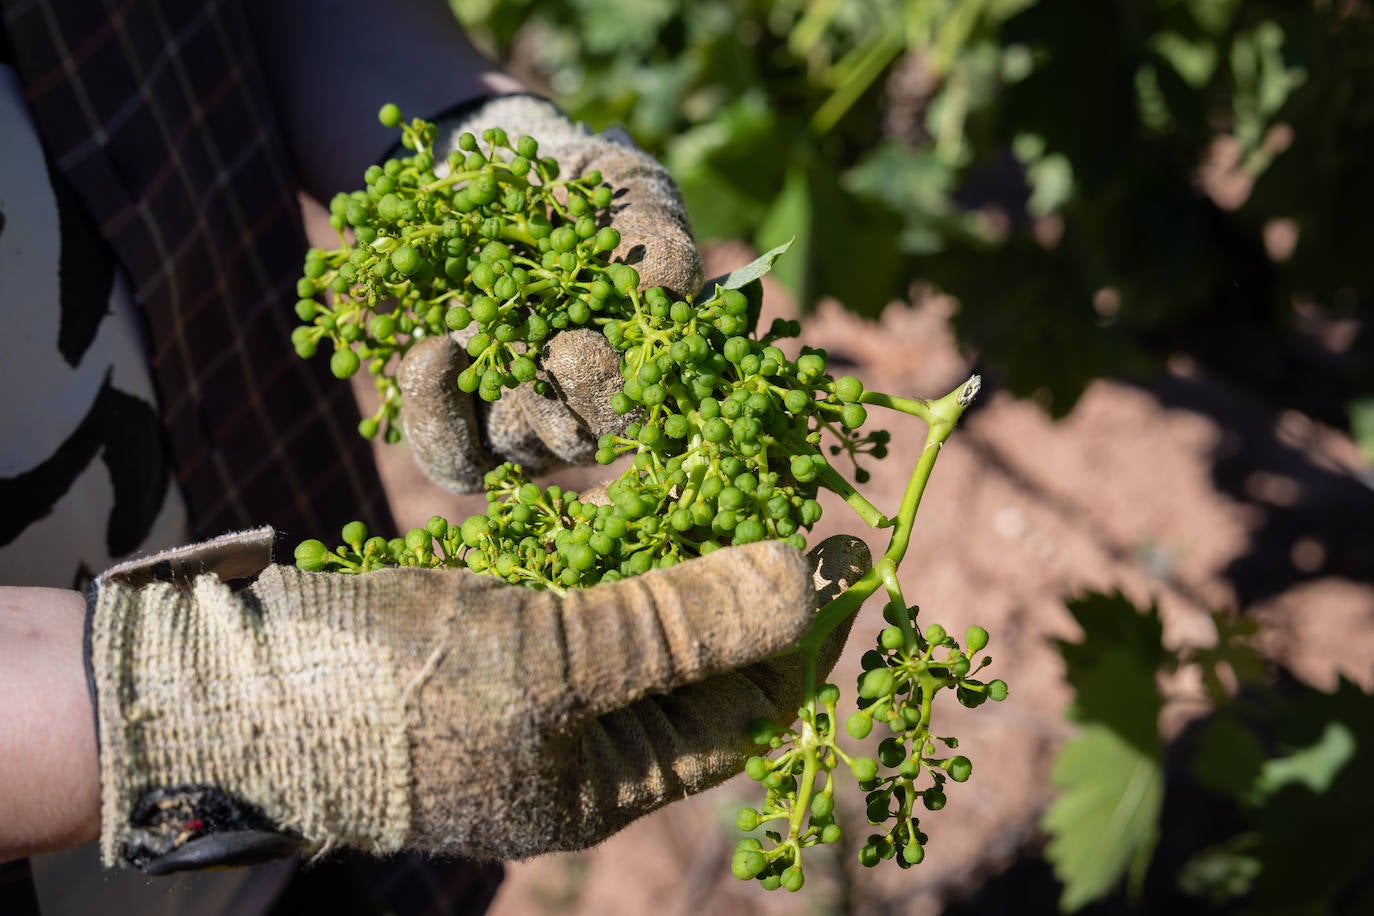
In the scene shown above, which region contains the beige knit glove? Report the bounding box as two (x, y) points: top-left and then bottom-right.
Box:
(398, 95), (701, 492)
(87, 528), (869, 873)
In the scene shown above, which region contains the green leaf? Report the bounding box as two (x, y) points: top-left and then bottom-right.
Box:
(569, 0), (674, 55)
(1255, 720), (1356, 800)
(1041, 724), (1164, 911)
(1043, 592), (1168, 910)
(1190, 711), (1266, 803)
(1057, 592), (1166, 750)
(700, 239), (794, 300)
(1239, 679), (1374, 913)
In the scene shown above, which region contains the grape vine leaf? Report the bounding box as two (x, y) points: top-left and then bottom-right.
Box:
(1042, 592), (1167, 910)
(1041, 724), (1164, 912)
(699, 238), (793, 298)
(1222, 678), (1374, 914)
(1056, 591), (1166, 750)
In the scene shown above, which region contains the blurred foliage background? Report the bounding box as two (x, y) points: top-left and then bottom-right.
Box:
(448, 1), (1374, 911)
(452, 0), (1373, 435)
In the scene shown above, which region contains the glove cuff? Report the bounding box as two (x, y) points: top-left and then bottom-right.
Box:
(87, 532), (412, 871)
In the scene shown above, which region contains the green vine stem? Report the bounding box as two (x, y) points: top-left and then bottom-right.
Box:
(801, 373), (981, 653)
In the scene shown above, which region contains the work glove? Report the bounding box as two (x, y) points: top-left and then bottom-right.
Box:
(87, 528), (869, 873)
(397, 95), (700, 492)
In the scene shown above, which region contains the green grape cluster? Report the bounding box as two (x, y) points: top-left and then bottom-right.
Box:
(291, 106), (1005, 892)
(733, 604), (1007, 889)
(291, 104), (633, 441)
(295, 275), (891, 586)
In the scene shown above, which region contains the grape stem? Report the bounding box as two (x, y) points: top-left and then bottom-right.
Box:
(798, 374), (980, 654)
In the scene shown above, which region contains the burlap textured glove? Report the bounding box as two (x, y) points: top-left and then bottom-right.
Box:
(87, 528), (869, 873)
(397, 95), (700, 492)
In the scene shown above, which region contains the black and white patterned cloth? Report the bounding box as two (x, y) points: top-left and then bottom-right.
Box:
(0, 63), (186, 589)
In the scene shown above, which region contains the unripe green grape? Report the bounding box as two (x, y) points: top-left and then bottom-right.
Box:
(378, 103), (402, 127)
(811, 793), (834, 818)
(592, 226), (620, 253)
(723, 336), (750, 364)
(858, 844), (881, 868)
(702, 418), (729, 443)
(925, 624), (947, 643)
(816, 683), (841, 705)
(821, 823), (843, 844)
(834, 375), (864, 403)
(466, 332), (491, 358)
(946, 755), (973, 782)
(470, 295), (499, 324)
(358, 417), (380, 439)
(948, 655), (971, 678)
(330, 348), (361, 379)
(744, 756), (770, 781)
(609, 263), (639, 293)
(425, 515), (449, 539)
(988, 679), (1009, 701)
(733, 518), (766, 544)
(966, 625), (990, 653)
(781, 867), (804, 892)
(342, 520), (368, 547)
(859, 668), (895, 699)
(736, 808), (759, 831)
(879, 626), (905, 650)
(732, 850), (767, 881)
(851, 756), (879, 784)
(796, 353), (826, 380)
(390, 244), (421, 276)
(902, 842), (925, 865)
(294, 539), (329, 571)
(847, 711), (873, 739)
(923, 790), (947, 811)
(842, 403), (868, 429)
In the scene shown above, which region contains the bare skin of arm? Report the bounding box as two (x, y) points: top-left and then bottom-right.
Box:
(0, 587), (100, 862)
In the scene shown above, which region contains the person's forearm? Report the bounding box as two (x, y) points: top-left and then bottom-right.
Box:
(0, 587), (100, 862)
(243, 0), (524, 201)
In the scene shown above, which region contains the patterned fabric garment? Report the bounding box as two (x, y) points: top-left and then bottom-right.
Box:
(1, 0), (393, 543)
(0, 1), (502, 913)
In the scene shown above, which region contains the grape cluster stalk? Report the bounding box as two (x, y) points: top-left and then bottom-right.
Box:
(291, 106), (1007, 890)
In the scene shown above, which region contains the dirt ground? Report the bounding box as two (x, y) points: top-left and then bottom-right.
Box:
(331, 226), (1374, 915)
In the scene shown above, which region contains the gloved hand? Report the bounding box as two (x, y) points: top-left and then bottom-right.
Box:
(397, 95), (700, 492)
(87, 528), (869, 873)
